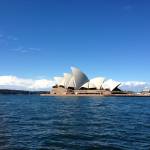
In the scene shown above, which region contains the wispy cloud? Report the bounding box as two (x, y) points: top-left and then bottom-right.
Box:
(11, 47), (41, 53)
(28, 47), (40, 52)
(0, 76), (55, 91)
(0, 34), (18, 46)
(7, 35), (18, 41)
(0, 34), (18, 41)
(0, 33), (41, 53)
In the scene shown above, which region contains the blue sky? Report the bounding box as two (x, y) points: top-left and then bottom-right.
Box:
(0, 0), (150, 86)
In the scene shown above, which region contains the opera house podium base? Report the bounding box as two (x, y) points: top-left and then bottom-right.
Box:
(49, 86), (115, 96)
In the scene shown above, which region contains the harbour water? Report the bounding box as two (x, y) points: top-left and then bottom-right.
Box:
(0, 95), (150, 150)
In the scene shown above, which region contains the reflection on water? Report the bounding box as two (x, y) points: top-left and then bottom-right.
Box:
(0, 95), (150, 149)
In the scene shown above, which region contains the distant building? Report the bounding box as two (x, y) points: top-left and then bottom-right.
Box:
(142, 88), (150, 93)
(51, 67), (121, 95)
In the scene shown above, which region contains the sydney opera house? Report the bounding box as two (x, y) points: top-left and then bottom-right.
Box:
(51, 67), (122, 96)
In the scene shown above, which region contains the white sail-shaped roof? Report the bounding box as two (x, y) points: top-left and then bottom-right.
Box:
(80, 82), (89, 89)
(52, 67), (121, 92)
(89, 77), (105, 89)
(80, 77), (105, 89)
(59, 73), (72, 88)
(54, 77), (63, 85)
(102, 79), (121, 91)
(71, 67), (89, 89)
(63, 73), (72, 88)
(80, 82), (96, 89)
(67, 76), (76, 88)
(89, 83), (96, 89)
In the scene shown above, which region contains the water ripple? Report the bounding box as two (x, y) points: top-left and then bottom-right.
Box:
(0, 95), (150, 150)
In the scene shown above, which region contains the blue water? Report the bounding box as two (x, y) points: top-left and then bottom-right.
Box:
(0, 95), (150, 150)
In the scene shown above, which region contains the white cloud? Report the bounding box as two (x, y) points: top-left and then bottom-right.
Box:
(0, 76), (55, 91)
(120, 81), (150, 92)
(0, 76), (149, 92)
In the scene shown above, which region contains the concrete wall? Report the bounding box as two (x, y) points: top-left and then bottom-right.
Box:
(51, 87), (111, 95)
(51, 87), (67, 95)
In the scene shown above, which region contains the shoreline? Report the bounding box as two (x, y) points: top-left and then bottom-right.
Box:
(40, 94), (150, 97)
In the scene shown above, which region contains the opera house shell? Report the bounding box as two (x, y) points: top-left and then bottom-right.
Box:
(51, 67), (121, 95)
